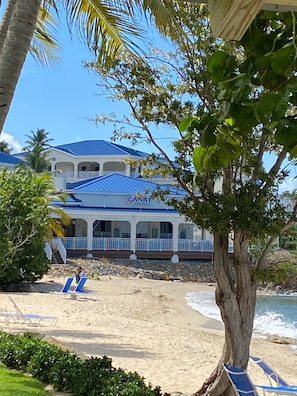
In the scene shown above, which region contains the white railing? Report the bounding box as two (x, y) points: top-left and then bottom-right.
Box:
(92, 237), (131, 250)
(60, 237), (233, 253)
(62, 237), (88, 250)
(178, 240), (214, 252)
(77, 171), (100, 179)
(44, 242), (52, 261)
(135, 239), (173, 251)
(51, 237), (67, 264)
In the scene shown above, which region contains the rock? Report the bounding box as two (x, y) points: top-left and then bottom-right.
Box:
(47, 257), (215, 283)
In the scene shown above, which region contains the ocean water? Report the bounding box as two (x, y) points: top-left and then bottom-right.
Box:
(186, 290), (297, 341)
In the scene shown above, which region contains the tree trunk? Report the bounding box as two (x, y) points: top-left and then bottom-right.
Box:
(0, 0), (41, 132)
(193, 232), (258, 396)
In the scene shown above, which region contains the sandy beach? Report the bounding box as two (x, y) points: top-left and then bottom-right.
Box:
(0, 275), (296, 395)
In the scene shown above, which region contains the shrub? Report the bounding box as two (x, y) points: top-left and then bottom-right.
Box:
(0, 332), (169, 396)
(49, 351), (82, 392)
(0, 331), (41, 370)
(26, 341), (68, 383)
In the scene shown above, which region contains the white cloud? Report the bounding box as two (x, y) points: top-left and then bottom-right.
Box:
(1, 132), (22, 153)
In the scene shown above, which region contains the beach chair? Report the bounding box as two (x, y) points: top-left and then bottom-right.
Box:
(250, 356), (291, 387)
(74, 277), (87, 292)
(0, 311), (18, 323)
(67, 277), (98, 300)
(49, 276), (74, 295)
(59, 276), (74, 293)
(224, 363), (259, 396)
(8, 296), (58, 326)
(224, 364), (297, 396)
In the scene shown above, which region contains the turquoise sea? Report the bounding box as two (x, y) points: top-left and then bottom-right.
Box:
(186, 291), (297, 344)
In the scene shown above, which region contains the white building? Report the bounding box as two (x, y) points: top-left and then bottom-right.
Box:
(15, 140), (217, 263)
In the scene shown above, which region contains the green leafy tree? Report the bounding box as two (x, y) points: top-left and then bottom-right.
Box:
(0, 0), (183, 134)
(89, 7), (297, 395)
(0, 167), (50, 288)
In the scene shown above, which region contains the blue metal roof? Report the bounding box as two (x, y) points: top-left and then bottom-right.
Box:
(51, 193), (82, 206)
(58, 205), (179, 213)
(0, 152), (23, 165)
(67, 173), (186, 195)
(54, 140), (148, 157)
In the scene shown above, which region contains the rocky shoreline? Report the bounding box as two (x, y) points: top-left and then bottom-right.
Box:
(48, 257), (217, 283)
(47, 249), (297, 293)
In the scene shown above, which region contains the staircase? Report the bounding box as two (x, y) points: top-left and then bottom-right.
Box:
(52, 250), (64, 264)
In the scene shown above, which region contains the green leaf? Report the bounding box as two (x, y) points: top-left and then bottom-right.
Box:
(192, 146), (207, 173)
(288, 144), (297, 159)
(207, 51), (229, 82)
(178, 116), (199, 132)
(201, 128), (216, 147)
(275, 122), (297, 148)
(271, 45), (294, 75)
(287, 77), (297, 91)
(275, 91), (289, 117)
(254, 53), (272, 70)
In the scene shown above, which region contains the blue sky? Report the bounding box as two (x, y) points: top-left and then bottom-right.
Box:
(1, 3), (297, 192)
(1, 7), (177, 157)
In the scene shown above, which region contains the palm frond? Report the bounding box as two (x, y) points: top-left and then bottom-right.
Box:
(30, 3), (61, 66)
(64, 0), (145, 66)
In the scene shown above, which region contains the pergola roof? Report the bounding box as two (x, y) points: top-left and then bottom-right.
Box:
(201, 0), (297, 40)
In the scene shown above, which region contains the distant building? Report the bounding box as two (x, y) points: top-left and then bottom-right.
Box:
(16, 140), (219, 263)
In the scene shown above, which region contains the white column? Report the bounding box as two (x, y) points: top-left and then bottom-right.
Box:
(129, 217), (137, 260)
(99, 161), (104, 176)
(73, 161), (79, 180)
(171, 221), (179, 263)
(125, 163), (130, 176)
(86, 219), (93, 259)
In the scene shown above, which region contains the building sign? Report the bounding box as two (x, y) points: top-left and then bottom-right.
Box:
(127, 192), (151, 205)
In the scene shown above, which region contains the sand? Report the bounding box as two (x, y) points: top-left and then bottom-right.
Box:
(0, 275), (296, 395)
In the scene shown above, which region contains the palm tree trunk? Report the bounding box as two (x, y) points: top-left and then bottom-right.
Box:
(0, 0), (17, 52)
(0, 0), (41, 131)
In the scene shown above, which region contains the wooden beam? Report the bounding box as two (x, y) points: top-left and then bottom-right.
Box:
(268, 0), (297, 5)
(200, 0), (297, 9)
(208, 0), (265, 40)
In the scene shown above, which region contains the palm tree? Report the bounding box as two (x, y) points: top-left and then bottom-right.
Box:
(24, 147), (50, 173)
(0, 140), (11, 153)
(22, 128), (52, 172)
(23, 128), (53, 151)
(31, 170), (71, 237)
(0, 0), (181, 134)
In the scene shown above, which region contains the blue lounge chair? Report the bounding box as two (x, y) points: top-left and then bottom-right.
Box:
(223, 364), (258, 396)
(60, 276), (74, 293)
(224, 364), (297, 396)
(68, 277), (98, 300)
(50, 276), (74, 294)
(74, 277), (87, 292)
(250, 356), (291, 387)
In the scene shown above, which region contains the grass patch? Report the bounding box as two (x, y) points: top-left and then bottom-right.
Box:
(0, 364), (48, 396)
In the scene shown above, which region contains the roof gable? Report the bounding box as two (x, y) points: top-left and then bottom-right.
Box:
(53, 140), (148, 158)
(0, 152), (23, 165)
(67, 173), (186, 196)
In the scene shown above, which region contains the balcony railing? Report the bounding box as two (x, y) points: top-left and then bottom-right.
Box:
(60, 237), (232, 253)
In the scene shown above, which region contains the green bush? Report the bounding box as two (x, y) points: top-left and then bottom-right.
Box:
(0, 332), (170, 396)
(26, 341), (68, 383)
(49, 351), (82, 392)
(0, 332), (41, 370)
